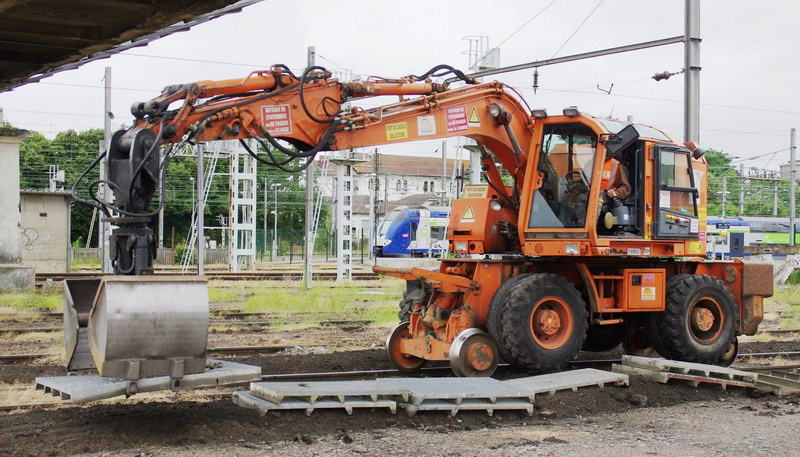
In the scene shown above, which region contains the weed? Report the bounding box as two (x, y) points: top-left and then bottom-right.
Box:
(0, 290), (62, 311)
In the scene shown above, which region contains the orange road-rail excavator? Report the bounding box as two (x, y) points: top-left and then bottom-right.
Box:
(71, 64), (773, 380)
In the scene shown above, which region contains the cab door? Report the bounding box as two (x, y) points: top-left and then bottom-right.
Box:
(652, 145), (700, 239)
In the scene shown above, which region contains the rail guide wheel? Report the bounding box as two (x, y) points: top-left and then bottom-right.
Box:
(716, 337), (739, 367)
(385, 321), (426, 373)
(449, 328), (499, 377)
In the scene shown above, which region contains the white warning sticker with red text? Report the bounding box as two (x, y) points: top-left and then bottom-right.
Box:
(262, 105), (292, 135)
(446, 105), (469, 133)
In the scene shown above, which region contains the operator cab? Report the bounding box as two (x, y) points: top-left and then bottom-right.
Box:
(525, 115), (701, 245)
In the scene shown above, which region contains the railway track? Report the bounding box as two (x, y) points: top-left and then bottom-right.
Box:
(35, 271), (380, 282)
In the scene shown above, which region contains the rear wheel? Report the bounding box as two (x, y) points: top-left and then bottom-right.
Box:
(500, 274), (589, 372)
(487, 273), (532, 365)
(659, 275), (737, 364)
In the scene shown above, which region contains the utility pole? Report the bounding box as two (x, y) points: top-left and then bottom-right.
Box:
(791, 128), (797, 245)
(272, 183), (278, 260)
(739, 164), (745, 216)
(304, 45), (316, 289)
(684, 0), (701, 143)
(100, 67), (112, 273)
(263, 177), (268, 261)
(196, 143), (205, 276)
(367, 149), (378, 260)
(721, 176), (727, 218)
(441, 140), (447, 204)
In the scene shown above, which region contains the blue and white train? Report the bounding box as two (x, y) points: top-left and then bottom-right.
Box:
(374, 206), (450, 257)
(706, 216), (800, 259)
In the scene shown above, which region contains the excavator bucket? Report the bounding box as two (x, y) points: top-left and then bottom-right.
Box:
(64, 276), (209, 379)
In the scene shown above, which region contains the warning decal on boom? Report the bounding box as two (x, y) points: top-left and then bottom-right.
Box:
(468, 107), (480, 126)
(461, 206), (475, 222)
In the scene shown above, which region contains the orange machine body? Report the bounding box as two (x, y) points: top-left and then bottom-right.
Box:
(118, 65), (772, 373)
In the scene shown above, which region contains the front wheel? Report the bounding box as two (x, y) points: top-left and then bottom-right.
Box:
(499, 274), (588, 372)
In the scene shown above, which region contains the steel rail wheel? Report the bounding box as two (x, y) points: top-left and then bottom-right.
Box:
(583, 323), (626, 352)
(385, 322), (426, 373)
(716, 337), (739, 367)
(500, 274), (588, 372)
(659, 274), (738, 364)
(622, 325), (656, 357)
(449, 328), (499, 377)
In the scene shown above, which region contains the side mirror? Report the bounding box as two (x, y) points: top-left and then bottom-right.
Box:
(600, 124), (640, 158)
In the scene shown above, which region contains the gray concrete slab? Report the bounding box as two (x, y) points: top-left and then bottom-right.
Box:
(612, 364), (755, 390)
(35, 359), (261, 403)
(233, 391), (397, 416)
(383, 377), (533, 405)
(249, 379), (410, 403)
(505, 368), (629, 397)
(401, 398), (534, 417)
(621, 355), (758, 382)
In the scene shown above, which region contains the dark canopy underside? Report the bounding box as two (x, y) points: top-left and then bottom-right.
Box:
(0, 0), (254, 92)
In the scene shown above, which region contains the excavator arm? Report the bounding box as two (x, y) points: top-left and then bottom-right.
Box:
(83, 64), (539, 274)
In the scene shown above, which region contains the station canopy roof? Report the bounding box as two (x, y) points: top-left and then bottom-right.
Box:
(0, 0), (259, 92)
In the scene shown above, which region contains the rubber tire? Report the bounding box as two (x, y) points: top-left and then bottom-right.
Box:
(486, 273), (533, 365)
(644, 274), (693, 360)
(500, 273), (589, 372)
(582, 323), (626, 352)
(659, 274), (738, 364)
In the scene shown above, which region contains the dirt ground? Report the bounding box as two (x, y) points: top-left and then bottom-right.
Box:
(1, 305), (799, 456)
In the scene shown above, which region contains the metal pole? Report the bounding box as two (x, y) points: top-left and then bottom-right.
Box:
(441, 140), (447, 204)
(273, 184), (278, 260)
(263, 177), (267, 262)
(721, 176), (727, 218)
(196, 143), (205, 275)
(684, 0), (701, 143)
(739, 164), (745, 216)
(304, 46), (316, 289)
(451, 36), (684, 83)
(101, 67), (112, 273)
(791, 128), (797, 245)
(773, 181), (779, 217)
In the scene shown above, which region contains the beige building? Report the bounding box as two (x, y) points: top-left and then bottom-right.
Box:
(20, 191), (71, 273)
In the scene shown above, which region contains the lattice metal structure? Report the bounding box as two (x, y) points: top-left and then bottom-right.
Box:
(228, 140), (257, 272)
(330, 151), (368, 281)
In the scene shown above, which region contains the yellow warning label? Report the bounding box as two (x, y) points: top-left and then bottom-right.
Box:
(688, 241), (703, 254)
(468, 107), (480, 125)
(461, 206), (475, 222)
(385, 122), (408, 141)
(641, 286), (656, 301)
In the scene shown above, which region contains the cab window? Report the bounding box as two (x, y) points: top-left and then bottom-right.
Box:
(528, 124), (597, 229)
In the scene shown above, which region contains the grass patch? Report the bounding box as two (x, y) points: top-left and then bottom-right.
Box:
(0, 290), (61, 311)
(244, 285), (367, 314)
(208, 286), (244, 304)
(766, 285), (800, 329)
(361, 304), (399, 326)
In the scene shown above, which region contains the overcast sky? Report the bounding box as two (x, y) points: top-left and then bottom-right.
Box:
(0, 0), (797, 170)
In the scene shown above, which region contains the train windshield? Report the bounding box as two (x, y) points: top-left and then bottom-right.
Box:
(378, 208), (404, 236)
